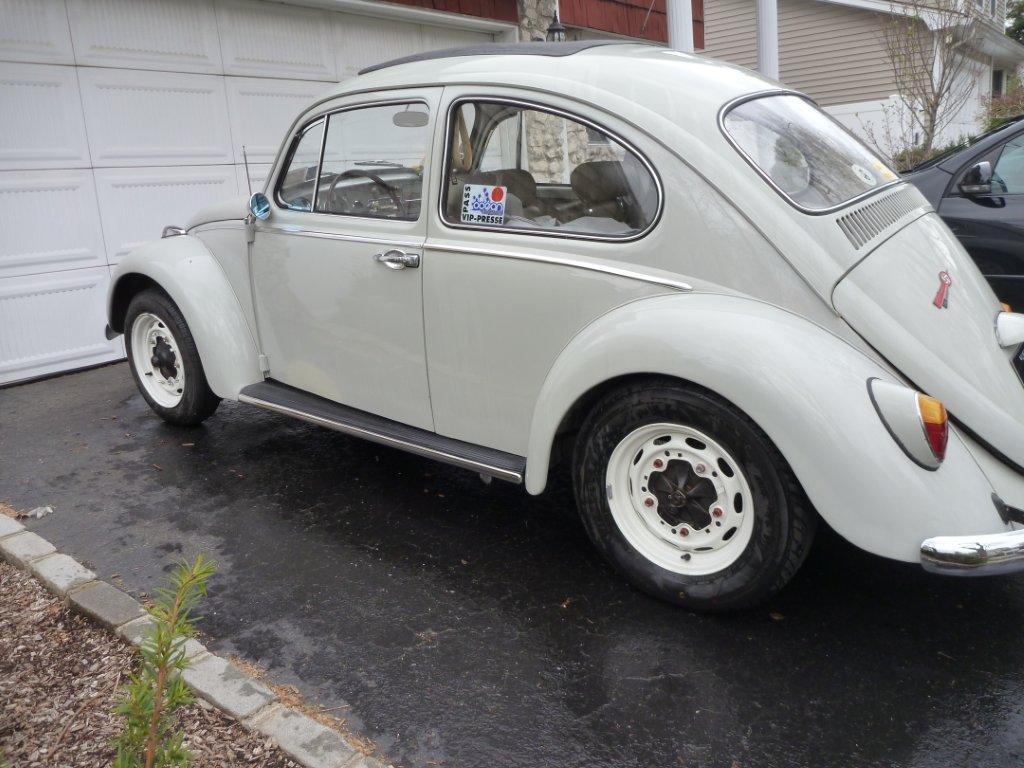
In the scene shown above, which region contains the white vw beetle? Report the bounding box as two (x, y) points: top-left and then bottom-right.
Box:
(106, 42), (1024, 610)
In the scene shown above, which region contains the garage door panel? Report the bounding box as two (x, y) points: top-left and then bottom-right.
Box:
(94, 166), (238, 264)
(421, 24), (492, 49)
(235, 163), (274, 194)
(225, 77), (324, 164)
(78, 68), (233, 167)
(216, 0), (337, 81)
(0, 169), (106, 280)
(0, 0), (75, 65)
(335, 14), (426, 79)
(67, 0), (222, 74)
(0, 266), (122, 385)
(0, 62), (91, 171)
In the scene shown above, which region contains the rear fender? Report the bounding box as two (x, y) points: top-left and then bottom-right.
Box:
(107, 235), (261, 400)
(526, 293), (1001, 562)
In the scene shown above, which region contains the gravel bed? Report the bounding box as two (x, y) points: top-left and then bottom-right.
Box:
(0, 561), (299, 768)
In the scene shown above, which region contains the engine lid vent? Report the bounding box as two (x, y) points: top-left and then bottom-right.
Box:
(836, 186), (925, 250)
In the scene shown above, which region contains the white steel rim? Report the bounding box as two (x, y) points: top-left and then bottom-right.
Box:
(130, 312), (185, 408)
(605, 423), (755, 576)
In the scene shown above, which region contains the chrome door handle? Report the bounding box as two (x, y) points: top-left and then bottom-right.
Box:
(374, 249), (420, 270)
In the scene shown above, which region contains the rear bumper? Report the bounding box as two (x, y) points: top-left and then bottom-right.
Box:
(921, 529), (1024, 575)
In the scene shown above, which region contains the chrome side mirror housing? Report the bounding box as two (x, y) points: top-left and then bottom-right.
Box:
(249, 192), (271, 220)
(959, 160), (994, 197)
(161, 225), (186, 238)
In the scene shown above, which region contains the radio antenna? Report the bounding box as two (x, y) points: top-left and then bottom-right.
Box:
(242, 144), (253, 196)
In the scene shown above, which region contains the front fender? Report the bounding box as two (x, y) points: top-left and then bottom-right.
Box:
(108, 236), (261, 400)
(526, 293), (1002, 563)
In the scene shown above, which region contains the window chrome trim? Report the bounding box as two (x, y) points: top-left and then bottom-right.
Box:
(428, 240), (691, 292)
(717, 89), (901, 216)
(437, 95), (664, 243)
(273, 98), (431, 222)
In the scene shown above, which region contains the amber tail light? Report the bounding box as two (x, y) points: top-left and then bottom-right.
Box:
(917, 394), (948, 464)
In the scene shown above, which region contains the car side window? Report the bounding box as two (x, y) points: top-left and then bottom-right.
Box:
(277, 119), (325, 212)
(315, 103), (430, 221)
(441, 100), (659, 238)
(992, 135), (1024, 194)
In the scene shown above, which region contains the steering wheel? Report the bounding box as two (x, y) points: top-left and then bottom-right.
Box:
(327, 169), (404, 217)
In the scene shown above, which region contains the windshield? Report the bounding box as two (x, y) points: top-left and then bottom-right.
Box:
(723, 94), (898, 211)
(906, 117), (1024, 172)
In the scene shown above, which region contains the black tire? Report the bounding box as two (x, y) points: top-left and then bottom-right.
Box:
(572, 379), (815, 611)
(124, 289), (220, 426)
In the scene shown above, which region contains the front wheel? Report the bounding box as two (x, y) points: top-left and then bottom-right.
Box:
(573, 380), (815, 611)
(125, 289), (220, 426)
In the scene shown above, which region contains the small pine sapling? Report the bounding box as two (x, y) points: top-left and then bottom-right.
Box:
(113, 555), (216, 768)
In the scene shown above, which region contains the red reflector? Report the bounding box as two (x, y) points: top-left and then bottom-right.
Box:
(918, 395), (948, 463)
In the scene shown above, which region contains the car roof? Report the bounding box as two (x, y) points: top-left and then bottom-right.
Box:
(317, 43), (780, 143)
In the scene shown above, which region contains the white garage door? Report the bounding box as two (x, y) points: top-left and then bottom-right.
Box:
(0, 0), (496, 385)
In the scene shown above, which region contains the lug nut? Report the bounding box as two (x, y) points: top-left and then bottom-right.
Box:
(643, 497), (655, 508)
(712, 507), (724, 518)
(653, 459), (664, 469)
(695, 463), (707, 474)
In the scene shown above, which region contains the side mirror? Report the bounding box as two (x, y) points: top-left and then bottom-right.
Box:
(959, 161), (993, 196)
(249, 192), (271, 220)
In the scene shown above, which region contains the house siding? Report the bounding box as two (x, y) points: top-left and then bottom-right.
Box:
(701, 0), (898, 106)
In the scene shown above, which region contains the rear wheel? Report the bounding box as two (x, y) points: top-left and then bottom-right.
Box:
(125, 290), (220, 426)
(573, 380), (815, 611)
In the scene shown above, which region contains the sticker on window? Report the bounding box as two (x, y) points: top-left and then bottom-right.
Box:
(461, 184), (506, 225)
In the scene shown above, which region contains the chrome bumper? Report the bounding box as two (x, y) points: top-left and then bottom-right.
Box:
(921, 529), (1024, 576)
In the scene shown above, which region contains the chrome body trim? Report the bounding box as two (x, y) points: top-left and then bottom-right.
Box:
(427, 240), (692, 292)
(437, 95), (664, 243)
(920, 528), (1024, 576)
(238, 392), (525, 483)
(256, 222), (423, 249)
(717, 90), (902, 217)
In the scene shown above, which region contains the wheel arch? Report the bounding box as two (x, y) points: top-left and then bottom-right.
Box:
(525, 293), (998, 563)
(107, 236), (261, 400)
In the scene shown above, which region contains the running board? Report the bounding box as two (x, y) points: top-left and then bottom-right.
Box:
(238, 380), (526, 484)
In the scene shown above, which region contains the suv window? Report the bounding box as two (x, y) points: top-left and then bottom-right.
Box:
(276, 102), (430, 221)
(723, 94), (898, 211)
(993, 135), (1024, 194)
(441, 100), (659, 238)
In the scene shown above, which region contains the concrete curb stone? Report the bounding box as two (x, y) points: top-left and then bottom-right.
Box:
(246, 704), (359, 768)
(3, 525), (392, 768)
(182, 653), (277, 720)
(0, 530), (56, 566)
(30, 552), (97, 595)
(0, 515), (25, 539)
(69, 579), (146, 628)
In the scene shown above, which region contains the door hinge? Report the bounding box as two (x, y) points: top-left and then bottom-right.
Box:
(258, 354), (270, 373)
(246, 216), (256, 244)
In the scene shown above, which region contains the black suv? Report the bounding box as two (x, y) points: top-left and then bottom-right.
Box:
(903, 117), (1024, 308)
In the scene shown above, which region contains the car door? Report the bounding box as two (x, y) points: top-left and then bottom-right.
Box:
(938, 130), (1024, 308)
(250, 90), (439, 431)
(421, 89), (675, 456)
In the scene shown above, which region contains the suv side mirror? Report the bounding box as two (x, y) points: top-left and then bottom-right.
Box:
(959, 161), (994, 196)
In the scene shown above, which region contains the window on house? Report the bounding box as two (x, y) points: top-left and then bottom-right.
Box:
(442, 100), (660, 238)
(993, 69), (1006, 98)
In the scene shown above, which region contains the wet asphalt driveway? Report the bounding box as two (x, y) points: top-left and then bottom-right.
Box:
(3, 362), (1024, 768)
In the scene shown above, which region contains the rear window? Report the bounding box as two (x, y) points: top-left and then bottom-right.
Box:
(723, 94), (898, 212)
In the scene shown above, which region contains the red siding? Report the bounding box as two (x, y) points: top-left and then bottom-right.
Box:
(381, 0), (518, 23)
(562, 0), (703, 47)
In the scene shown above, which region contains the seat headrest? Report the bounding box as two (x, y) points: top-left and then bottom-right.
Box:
(570, 161), (631, 204)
